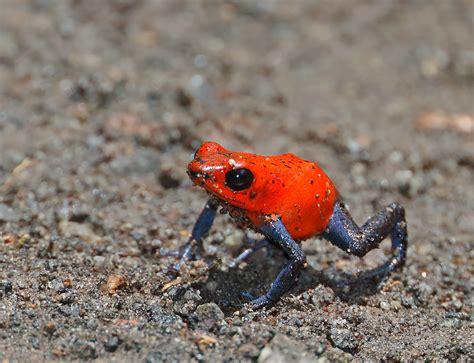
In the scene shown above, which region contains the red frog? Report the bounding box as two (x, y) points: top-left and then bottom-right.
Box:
(175, 141), (408, 309)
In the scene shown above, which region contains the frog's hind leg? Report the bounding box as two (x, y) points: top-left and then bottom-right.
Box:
(322, 201), (408, 278)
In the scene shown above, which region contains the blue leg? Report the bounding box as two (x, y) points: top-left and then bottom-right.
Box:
(228, 238), (271, 268)
(248, 218), (306, 309)
(322, 201), (408, 277)
(162, 199), (217, 269)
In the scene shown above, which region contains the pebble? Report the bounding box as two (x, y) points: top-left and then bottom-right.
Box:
(48, 278), (67, 293)
(452, 50), (474, 79)
(238, 343), (260, 358)
(109, 149), (160, 175)
(195, 303), (224, 321)
(328, 320), (357, 354)
(310, 285), (336, 307)
(0, 280), (13, 298)
(43, 322), (56, 335)
(394, 170), (425, 198)
(102, 274), (127, 294)
(380, 301), (391, 311)
(0, 204), (20, 222)
(414, 282), (435, 306)
(183, 289), (202, 303)
(104, 335), (122, 352)
(58, 292), (75, 304)
(148, 305), (183, 327)
(257, 334), (310, 363)
(419, 48), (449, 78)
(93, 255), (106, 267)
(58, 220), (101, 243)
(158, 168), (182, 189)
(186, 74), (214, 104)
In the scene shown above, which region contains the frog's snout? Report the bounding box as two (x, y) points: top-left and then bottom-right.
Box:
(187, 160), (210, 184)
(187, 169), (209, 180)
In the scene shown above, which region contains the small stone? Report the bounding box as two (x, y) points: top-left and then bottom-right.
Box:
(239, 343), (260, 358)
(58, 292), (75, 304)
(391, 300), (402, 311)
(183, 289), (202, 303)
(258, 346), (272, 363)
(30, 336), (40, 350)
(452, 50), (474, 79)
(43, 322), (56, 335)
(0, 280), (13, 295)
(195, 303), (224, 321)
(58, 220), (101, 243)
(451, 299), (463, 312)
(147, 305), (183, 327)
(186, 74), (214, 104)
(48, 278), (66, 292)
(104, 335), (122, 352)
(414, 282), (434, 306)
(329, 320), (357, 354)
(0, 204), (20, 222)
(109, 149), (160, 175)
(102, 274), (127, 294)
(310, 285), (335, 307)
(380, 301), (391, 311)
(401, 295), (415, 308)
(257, 334), (310, 363)
(175, 88), (193, 108)
(158, 168), (181, 189)
(419, 49), (449, 78)
(122, 256), (139, 268)
(93, 255), (106, 267)
(394, 170), (425, 198)
(58, 304), (81, 317)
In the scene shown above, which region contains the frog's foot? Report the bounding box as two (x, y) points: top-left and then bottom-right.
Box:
(160, 238), (203, 271)
(228, 238), (271, 268)
(239, 291), (275, 310)
(162, 199), (218, 271)
(359, 250), (404, 282)
(237, 218), (306, 310)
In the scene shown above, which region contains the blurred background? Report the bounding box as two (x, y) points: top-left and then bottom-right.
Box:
(0, 1), (472, 361)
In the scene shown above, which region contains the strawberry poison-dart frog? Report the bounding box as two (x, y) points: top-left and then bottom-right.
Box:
(176, 141), (407, 309)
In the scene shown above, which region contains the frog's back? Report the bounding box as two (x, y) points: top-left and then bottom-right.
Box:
(247, 153), (338, 240)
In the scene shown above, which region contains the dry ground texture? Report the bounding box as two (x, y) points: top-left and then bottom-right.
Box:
(0, 1), (473, 361)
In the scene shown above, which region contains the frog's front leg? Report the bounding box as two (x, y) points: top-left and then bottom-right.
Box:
(248, 218), (306, 309)
(171, 199), (218, 269)
(228, 238), (271, 268)
(322, 201), (408, 277)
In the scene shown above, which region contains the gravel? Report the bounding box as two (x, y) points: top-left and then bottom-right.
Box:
(0, 0), (472, 361)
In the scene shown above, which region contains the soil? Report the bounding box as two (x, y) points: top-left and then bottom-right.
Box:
(0, 1), (473, 361)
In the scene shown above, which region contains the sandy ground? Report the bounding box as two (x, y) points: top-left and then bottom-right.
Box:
(0, 1), (473, 361)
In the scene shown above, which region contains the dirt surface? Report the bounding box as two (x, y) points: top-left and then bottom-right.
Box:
(1, 1), (473, 361)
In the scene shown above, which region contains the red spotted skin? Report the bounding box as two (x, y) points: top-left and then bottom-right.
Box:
(188, 142), (338, 240)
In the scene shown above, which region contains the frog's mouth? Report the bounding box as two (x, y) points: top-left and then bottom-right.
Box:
(187, 170), (210, 180)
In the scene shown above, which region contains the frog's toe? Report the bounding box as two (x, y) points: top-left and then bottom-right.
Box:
(161, 240), (204, 271)
(247, 293), (275, 310)
(240, 290), (256, 301)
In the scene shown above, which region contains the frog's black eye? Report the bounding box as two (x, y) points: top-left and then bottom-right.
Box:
(225, 168), (254, 191)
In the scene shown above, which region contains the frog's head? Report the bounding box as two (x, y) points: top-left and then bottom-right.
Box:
(188, 142), (260, 209)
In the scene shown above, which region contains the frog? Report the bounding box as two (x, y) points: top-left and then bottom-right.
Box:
(172, 141), (407, 309)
